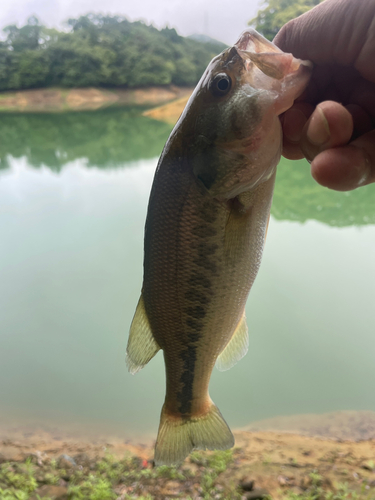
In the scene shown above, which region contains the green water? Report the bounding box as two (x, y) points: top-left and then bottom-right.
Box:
(0, 109), (374, 439)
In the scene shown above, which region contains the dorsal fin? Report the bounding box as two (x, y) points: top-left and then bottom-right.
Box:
(216, 314), (249, 372)
(126, 294), (160, 374)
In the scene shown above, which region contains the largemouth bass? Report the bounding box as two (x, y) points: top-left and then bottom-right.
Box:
(126, 29), (312, 466)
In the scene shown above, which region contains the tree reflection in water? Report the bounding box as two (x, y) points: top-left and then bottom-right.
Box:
(0, 109), (374, 227)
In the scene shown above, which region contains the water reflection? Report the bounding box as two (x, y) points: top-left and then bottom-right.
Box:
(274, 158), (375, 227)
(0, 109), (173, 171)
(0, 110), (374, 227)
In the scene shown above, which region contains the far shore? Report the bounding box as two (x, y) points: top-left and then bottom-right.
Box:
(0, 86), (193, 114)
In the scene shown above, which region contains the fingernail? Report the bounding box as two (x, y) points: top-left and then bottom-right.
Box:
(306, 106), (330, 145)
(283, 108), (307, 143)
(356, 148), (372, 186)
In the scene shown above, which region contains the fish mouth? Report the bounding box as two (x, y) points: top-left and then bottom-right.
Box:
(235, 28), (281, 54)
(233, 28), (313, 115)
(234, 28), (312, 81)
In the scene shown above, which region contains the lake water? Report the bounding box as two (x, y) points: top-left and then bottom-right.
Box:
(0, 109), (374, 440)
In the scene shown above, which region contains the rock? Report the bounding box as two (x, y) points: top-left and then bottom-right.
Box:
(34, 471), (49, 483)
(73, 452), (91, 468)
(159, 480), (181, 496)
(29, 485), (68, 500)
(239, 478), (255, 491)
(166, 480), (181, 488)
(244, 488), (270, 499)
(57, 454), (76, 469)
(27, 451), (47, 466)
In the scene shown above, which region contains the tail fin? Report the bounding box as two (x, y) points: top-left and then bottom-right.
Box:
(154, 401), (234, 466)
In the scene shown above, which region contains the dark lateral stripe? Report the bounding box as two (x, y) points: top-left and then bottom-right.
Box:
(188, 271), (212, 290)
(192, 224), (217, 238)
(184, 288), (210, 305)
(186, 318), (203, 331)
(185, 305), (206, 319)
(177, 345), (197, 415)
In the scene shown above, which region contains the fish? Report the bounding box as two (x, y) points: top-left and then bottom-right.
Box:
(126, 28), (312, 466)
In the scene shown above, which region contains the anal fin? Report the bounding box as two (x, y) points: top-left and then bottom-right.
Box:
(216, 314), (249, 372)
(126, 294), (160, 374)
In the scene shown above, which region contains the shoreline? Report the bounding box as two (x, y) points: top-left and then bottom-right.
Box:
(0, 86), (193, 114)
(3, 410), (375, 446)
(1, 428), (375, 499)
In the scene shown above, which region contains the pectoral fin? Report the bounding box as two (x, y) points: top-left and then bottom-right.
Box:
(216, 314), (249, 372)
(126, 294), (160, 374)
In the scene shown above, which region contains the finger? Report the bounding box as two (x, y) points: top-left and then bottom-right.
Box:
(274, 0), (375, 81)
(351, 129), (375, 184)
(349, 78), (375, 116)
(300, 101), (353, 162)
(345, 104), (373, 138)
(311, 129), (375, 191)
(281, 102), (313, 160)
(281, 139), (305, 160)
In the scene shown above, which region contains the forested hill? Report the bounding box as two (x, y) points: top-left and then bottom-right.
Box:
(0, 15), (227, 91)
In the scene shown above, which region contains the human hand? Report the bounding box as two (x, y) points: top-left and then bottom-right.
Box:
(274, 0), (375, 191)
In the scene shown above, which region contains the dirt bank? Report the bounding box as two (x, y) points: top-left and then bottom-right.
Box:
(1, 411), (375, 499)
(1, 430), (375, 499)
(0, 86), (193, 113)
(244, 410), (375, 441)
(142, 95), (191, 124)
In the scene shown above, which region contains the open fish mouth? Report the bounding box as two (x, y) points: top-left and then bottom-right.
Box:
(234, 28), (312, 81)
(235, 28), (282, 54)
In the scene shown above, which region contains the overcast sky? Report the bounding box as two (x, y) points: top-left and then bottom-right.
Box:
(0, 0), (261, 45)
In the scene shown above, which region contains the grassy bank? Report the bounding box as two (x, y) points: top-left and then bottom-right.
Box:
(1, 429), (375, 500)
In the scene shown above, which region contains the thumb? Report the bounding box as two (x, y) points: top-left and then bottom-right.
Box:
(300, 101), (353, 162)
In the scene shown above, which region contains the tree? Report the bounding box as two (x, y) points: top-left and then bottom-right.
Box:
(8, 51), (50, 89)
(0, 14), (227, 90)
(249, 0), (322, 41)
(3, 15), (42, 51)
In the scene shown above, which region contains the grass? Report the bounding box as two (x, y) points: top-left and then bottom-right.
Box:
(190, 450), (240, 499)
(0, 450), (235, 500)
(285, 485), (374, 500)
(0, 449), (374, 500)
(284, 473), (374, 500)
(69, 477), (116, 500)
(0, 460), (38, 496)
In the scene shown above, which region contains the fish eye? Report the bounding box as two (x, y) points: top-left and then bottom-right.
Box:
(210, 73), (232, 97)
